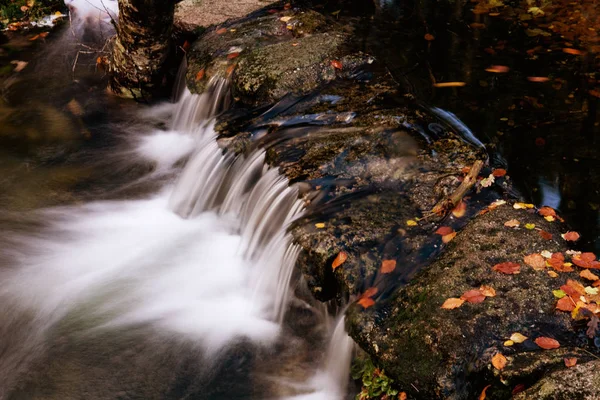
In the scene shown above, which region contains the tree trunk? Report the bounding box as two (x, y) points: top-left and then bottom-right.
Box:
(110, 0), (178, 101)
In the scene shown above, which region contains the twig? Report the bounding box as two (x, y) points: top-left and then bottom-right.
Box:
(429, 159), (484, 216)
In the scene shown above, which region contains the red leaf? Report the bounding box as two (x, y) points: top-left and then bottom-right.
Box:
(556, 296), (575, 312)
(435, 226), (454, 236)
(492, 262), (521, 274)
(512, 384), (526, 395)
(564, 357), (577, 368)
(539, 230), (553, 240)
(573, 252), (600, 269)
(461, 289), (486, 304)
(331, 60), (343, 70)
(562, 231), (580, 241)
(381, 259), (397, 274)
(534, 337), (560, 349)
(361, 287), (378, 299)
(227, 52), (240, 60)
(358, 297), (375, 309)
(486, 65), (510, 73)
(524, 253), (546, 270)
(479, 384), (491, 400)
(216, 27), (228, 34)
(538, 207), (557, 217)
(332, 251), (348, 270)
(492, 168), (507, 177)
(195, 69), (205, 81)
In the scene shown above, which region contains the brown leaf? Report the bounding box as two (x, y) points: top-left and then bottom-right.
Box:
(441, 298), (465, 309)
(331, 60), (343, 70)
(562, 231), (581, 241)
(358, 297), (375, 309)
(479, 384), (491, 400)
(435, 226), (454, 236)
(452, 201), (467, 218)
(534, 337), (560, 349)
(461, 289), (486, 304)
(580, 270), (600, 281)
(564, 357), (578, 368)
(492, 168), (507, 177)
(524, 253), (546, 270)
(332, 251), (348, 270)
(492, 262), (521, 274)
(492, 352), (507, 370)
(504, 219), (520, 228)
(512, 384), (526, 395)
(538, 207), (557, 217)
(381, 259), (397, 274)
(556, 296), (575, 312)
(539, 230), (553, 240)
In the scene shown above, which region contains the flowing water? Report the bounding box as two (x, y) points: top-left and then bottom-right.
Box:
(0, 1), (355, 399)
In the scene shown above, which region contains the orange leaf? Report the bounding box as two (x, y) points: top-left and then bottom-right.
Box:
(580, 269), (599, 281)
(556, 296), (575, 312)
(332, 251), (348, 270)
(226, 64), (236, 76)
(485, 65), (510, 73)
(562, 231), (580, 241)
(534, 337), (560, 349)
(564, 357), (577, 368)
(563, 48), (584, 56)
(461, 289), (486, 304)
(381, 259), (396, 274)
(195, 69), (205, 81)
(227, 52), (240, 60)
(527, 76), (550, 82)
(539, 230), (553, 240)
(433, 82), (466, 88)
(524, 253), (546, 270)
(39, 32), (49, 38)
(399, 393), (407, 400)
(435, 226), (454, 236)
(216, 27), (228, 34)
(441, 297), (465, 309)
(29, 34), (40, 41)
(424, 33), (435, 41)
(182, 40), (191, 51)
(538, 207), (557, 217)
(491, 352), (507, 370)
(361, 287), (378, 299)
(452, 201), (467, 218)
(573, 252), (600, 269)
(492, 262), (520, 274)
(442, 232), (457, 243)
(504, 219), (520, 228)
(358, 297), (375, 309)
(331, 60), (343, 70)
(492, 168), (507, 177)
(480, 285), (496, 297)
(479, 384), (491, 400)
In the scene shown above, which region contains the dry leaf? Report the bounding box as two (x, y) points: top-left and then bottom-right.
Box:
(424, 33), (435, 41)
(399, 393), (407, 400)
(492, 168), (507, 177)
(358, 297), (375, 309)
(195, 69), (205, 81)
(433, 82), (466, 88)
(572, 252), (600, 269)
(479, 385), (491, 400)
(492, 262), (521, 274)
(534, 337), (560, 349)
(564, 357), (577, 368)
(480, 285), (496, 297)
(441, 298), (465, 309)
(492, 352), (507, 370)
(563, 47), (584, 55)
(524, 253), (546, 270)
(435, 226), (454, 236)
(361, 287), (378, 299)
(528, 77), (550, 82)
(580, 270), (599, 281)
(216, 27), (228, 34)
(562, 231), (581, 241)
(315, 223), (325, 229)
(486, 65), (510, 73)
(539, 207), (557, 217)
(587, 315), (599, 338)
(331, 60), (343, 70)
(381, 259), (396, 274)
(504, 219), (520, 228)
(452, 201), (467, 218)
(332, 251), (348, 270)
(227, 52), (240, 60)
(556, 296), (575, 312)
(510, 332), (528, 343)
(442, 232), (457, 243)
(461, 289), (486, 304)
(539, 230), (553, 240)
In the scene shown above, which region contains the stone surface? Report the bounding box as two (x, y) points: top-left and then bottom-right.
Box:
(175, 0), (275, 31)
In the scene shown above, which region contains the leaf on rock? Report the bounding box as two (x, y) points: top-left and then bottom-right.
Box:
(452, 201), (467, 218)
(556, 296), (575, 312)
(580, 270), (599, 281)
(358, 297), (375, 309)
(564, 357), (577, 368)
(361, 287), (378, 299)
(512, 384), (526, 395)
(332, 251), (348, 270)
(525, 223), (536, 230)
(441, 297), (465, 309)
(539, 207), (557, 217)
(534, 337), (560, 349)
(195, 69), (205, 81)
(493, 262), (521, 274)
(553, 289), (566, 299)
(587, 315), (599, 338)
(562, 231), (581, 241)
(435, 226), (454, 236)
(504, 219), (520, 228)
(381, 259), (396, 274)
(513, 203), (534, 209)
(433, 82), (466, 88)
(562, 279), (586, 297)
(573, 252), (600, 269)
(461, 289), (486, 304)
(442, 231), (457, 243)
(478, 385), (491, 400)
(331, 60), (343, 70)
(406, 219), (418, 226)
(315, 222), (326, 229)
(524, 253), (546, 270)
(480, 285), (496, 297)
(539, 230), (553, 240)
(492, 353), (507, 370)
(510, 332), (528, 343)
(216, 27), (228, 34)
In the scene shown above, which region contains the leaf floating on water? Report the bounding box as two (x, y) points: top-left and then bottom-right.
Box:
(492, 353), (507, 370)
(332, 251), (348, 270)
(381, 259), (397, 274)
(433, 82), (466, 88)
(510, 332), (528, 343)
(564, 357), (577, 368)
(461, 289), (486, 304)
(358, 297), (375, 309)
(441, 297), (464, 309)
(534, 337), (560, 349)
(527, 76), (550, 82)
(561, 231), (580, 241)
(524, 253), (546, 270)
(452, 201), (467, 218)
(504, 219), (520, 228)
(424, 33), (435, 41)
(479, 385), (491, 400)
(493, 262), (521, 274)
(563, 48), (584, 56)
(485, 65), (510, 73)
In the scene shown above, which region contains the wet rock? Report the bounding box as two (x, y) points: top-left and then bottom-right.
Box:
(186, 5), (372, 107)
(174, 0), (276, 32)
(345, 204), (591, 399)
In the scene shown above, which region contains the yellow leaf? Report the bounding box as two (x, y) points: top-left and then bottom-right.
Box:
(525, 223), (536, 230)
(280, 16), (293, 22)
(513, 202), (534, 209)
(441, 298), (464, 309)
(406, 219), (418, 226)
(504, 340), (514, 346)
(315, 223), (325, 229)
(510, 332), (528, 343)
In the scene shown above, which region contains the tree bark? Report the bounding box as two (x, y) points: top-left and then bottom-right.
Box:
(110, 0), (178, 101)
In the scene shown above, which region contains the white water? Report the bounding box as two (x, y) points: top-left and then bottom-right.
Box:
(0, 2), (355, 396)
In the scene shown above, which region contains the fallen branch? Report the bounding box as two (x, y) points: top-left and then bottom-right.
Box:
(430, 159), (484, 216)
